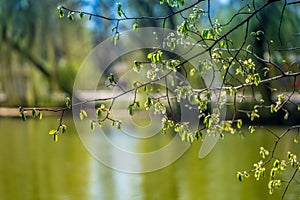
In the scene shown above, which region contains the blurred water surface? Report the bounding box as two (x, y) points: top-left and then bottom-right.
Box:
(1, 117), (299, 200)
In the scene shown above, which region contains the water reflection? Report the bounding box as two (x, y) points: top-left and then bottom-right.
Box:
(0, 117), (299, 199)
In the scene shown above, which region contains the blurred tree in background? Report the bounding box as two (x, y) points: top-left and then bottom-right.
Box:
(0, 0), (92, 106)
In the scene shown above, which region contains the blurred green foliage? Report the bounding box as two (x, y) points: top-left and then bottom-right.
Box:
(0, 0), (92, 106)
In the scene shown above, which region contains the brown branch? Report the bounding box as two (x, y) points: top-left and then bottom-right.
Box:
(281, 167), (299, 200)
(193, 71), (300, 93)
(61, 0), (204, 22)
(278, 0), (287, 45)
(287, 0), (300, 5)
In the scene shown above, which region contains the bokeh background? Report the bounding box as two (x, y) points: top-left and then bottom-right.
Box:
(0, 1), (300, 200)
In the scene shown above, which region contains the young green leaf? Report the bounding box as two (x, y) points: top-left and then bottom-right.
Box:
(156, 50), (163, 62)
(20, 112), (27, 121)
(53, 134), (58, 142)
(90, 120), (95, 131)
(144, 85), (149, 92)
(144, 97), (153, 110)
(38, 112), (43, 120)
(132, 81), (140, 88)
(128, 105), (134, 116)
(284, 110), (289, 120)
(80, 109), (87, 120)
(293, 138), (299, 144)
(253, 74), (261, 86)
(96, 108), (102, 119)
(19, 106), (26, 121)
(135, 101), (140, 108)
(132, 23), (138, 30)
(65, 97), (71, 109)
(219, 40), (227, 48)
(32, 109), (36, 117)
(133, 61), (142, 72)
(49, 129), (57, 135)
(79, 12), (84, 19)
(147, 53), (153, 62)
(61, 124), (67, 133)
(189, 68), (195, 76)
(117, 2), (123, 17)
(194, 130), (203, 140)
(237, 172), (243, 182)
(108, 73), (117, 84)
(249, 126), (255, 134)
(67, 11), (74, 21)
(117, 122), (122, 131)
(237, 119), (242, 129)
(57, 6), (64, 18)
(203, 115), (212, 128)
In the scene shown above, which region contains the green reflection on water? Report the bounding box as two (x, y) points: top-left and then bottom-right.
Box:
(0, 117), (299, 200)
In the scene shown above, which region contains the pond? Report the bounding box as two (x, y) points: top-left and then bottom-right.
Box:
(0, 117), (299, 200)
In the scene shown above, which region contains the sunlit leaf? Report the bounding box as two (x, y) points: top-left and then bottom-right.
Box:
(61, 124), (67, 133)
(80, 109), (87, 120)
(108, 73), (117, 84)
(203, 115), (212, 128)
(96, 108), (102, 119)
(57, 6), (64, 18)
(132, 23), (138, 30)
(65, 97), (71, 109)
(194, 130), (202, 140)
(253, 74), (261, 86)
(133, 61), (142, 72)
(147, 53), (154, 62)
(49, 129), (57, 135)
(32, 109), (36, 117)
(144, 97), (153, 110)
(219, 40), (226, 48)
(67, 11), (74, 21)
(156, 50), (163, 62)
(189, 68), (195, 76)
(237, 119), (242, 129)
(38, 112), (43, 120)
(53, 134), (58, 142)
(117, 2), (123, 17)
(128, 104), (134, 116)
(294, 138), (298, 144)
(144, 85), (149, 92)
(249, 126), (255, 134)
